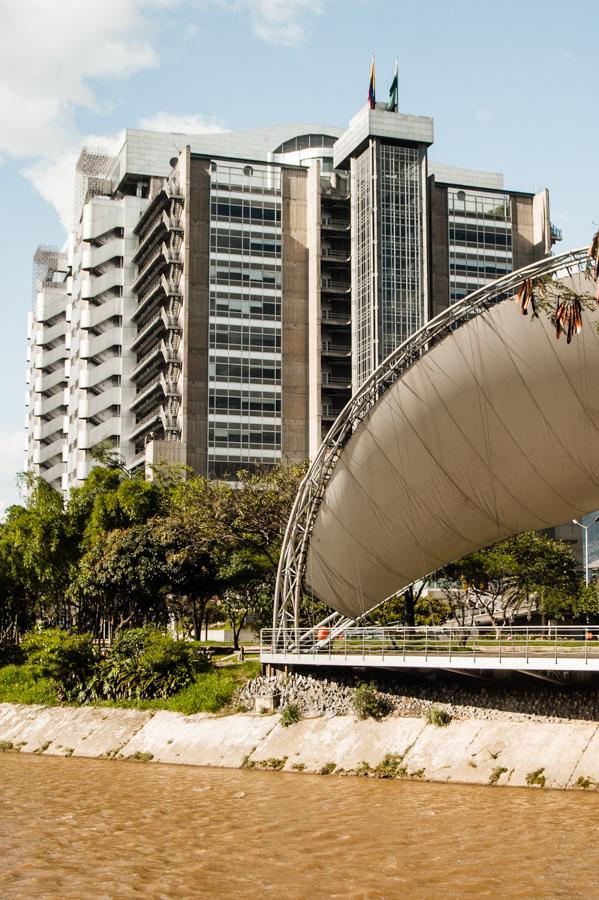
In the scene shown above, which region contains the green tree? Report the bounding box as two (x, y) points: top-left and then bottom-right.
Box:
(71, 523), (168, 637)
(0, 477), (76, 631)
(437, 531), (582, 632)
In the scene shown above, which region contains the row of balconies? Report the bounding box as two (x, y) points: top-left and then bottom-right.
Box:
(81, 238), (125, 272)
(134, 207), (183, 264)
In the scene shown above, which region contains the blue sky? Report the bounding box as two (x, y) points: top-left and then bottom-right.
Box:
(1, 0), (597, 512)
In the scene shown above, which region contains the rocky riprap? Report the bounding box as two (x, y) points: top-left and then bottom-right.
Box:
(237, 671), (599, 724)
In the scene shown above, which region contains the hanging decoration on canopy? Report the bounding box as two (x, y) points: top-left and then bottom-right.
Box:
(514, 228), (599, 344)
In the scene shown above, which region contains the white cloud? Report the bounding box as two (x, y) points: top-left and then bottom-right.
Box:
(9, 0), (320, 231)
(240, 0), (324, 45)
(137, 113), (229, 134)
(0, 0), (174, 159)
(0, 430), (26, 517)
(22, 113), (229, 231)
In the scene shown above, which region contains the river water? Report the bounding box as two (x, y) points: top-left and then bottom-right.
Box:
(2, 755), (599, 899)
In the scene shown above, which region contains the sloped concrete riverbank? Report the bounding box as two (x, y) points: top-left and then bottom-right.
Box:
(3, 701), (599, 790)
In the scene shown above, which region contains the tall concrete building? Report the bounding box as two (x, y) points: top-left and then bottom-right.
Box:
(25, 102), (557, 494)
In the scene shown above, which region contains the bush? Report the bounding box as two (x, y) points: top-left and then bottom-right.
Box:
(84, 627), (209, 701)
(280, 703), (302, 727)
(426, 706), (452, 727)
(352, 682), (393, 720)
(21, 629), (96, 700)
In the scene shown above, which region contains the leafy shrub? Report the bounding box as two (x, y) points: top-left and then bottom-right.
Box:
(489, 766), (508, 785)
(21, 629), (96, 700)
(84, 627), (209, 701)
(375, 753), (407, 779)
(352, 682), (393, 720)
(426, 706), (452, 727)
(280, 703), (302, 727)
(526, 767), (546, 787)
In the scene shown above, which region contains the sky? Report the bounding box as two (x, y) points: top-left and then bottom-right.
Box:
(1, 0), (598, 514)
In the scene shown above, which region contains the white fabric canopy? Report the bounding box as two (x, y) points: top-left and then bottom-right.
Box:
(306, 275), (599, 619)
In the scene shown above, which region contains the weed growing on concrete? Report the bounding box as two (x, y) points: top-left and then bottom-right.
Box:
(526, 767), (546, 787)
(33, 741), (51, 755)
(319, 762), (337, 776)
(0, 740), (16, 752)
(352, 682), (393, 720)
(489, 766), (508, 785)
(280, 703), (302, 727)
(128, 751), (154, 763)
(292, 762), (305, 771)
(575, 775), (598, 790)
(256, 757), (287, 771)
(426, 707), (452, 727)
(375, 754), (407, 779)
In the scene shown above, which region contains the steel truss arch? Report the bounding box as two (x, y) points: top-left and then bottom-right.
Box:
(273, 247), (593, 645)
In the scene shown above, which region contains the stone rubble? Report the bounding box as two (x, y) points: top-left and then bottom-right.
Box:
(237, 671), (599, 724)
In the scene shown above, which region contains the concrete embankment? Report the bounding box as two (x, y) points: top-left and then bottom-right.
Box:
(2, 701), (599, 790)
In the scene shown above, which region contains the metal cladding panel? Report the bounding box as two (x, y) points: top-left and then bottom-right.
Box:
(305, 273), (599, 619)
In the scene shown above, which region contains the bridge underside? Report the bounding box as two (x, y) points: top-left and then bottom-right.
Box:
(261, 653), (599, 673)
(305, 271), (599, 620)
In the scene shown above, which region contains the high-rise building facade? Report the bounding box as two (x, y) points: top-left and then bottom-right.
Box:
(25, 103), (557, 494)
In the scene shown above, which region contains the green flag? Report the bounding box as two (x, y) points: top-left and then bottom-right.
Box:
(387, 59), (398, 112)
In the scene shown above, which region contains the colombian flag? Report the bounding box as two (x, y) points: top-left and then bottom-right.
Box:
(368, 57), (375, 109)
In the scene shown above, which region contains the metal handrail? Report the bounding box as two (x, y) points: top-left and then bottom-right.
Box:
(273, 247), (592, 646)
(263, 624), (599, 665)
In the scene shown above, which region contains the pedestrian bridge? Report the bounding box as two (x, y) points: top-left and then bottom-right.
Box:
(261, 626), (599, 673)
(271, 247), (599, 656)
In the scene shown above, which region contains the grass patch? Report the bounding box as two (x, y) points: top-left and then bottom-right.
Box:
(526, 767), (547, 788)
(0, 664), (58, 706)
(280, 703), (302, 727)
(319, 762), (337, 776)
(127, 751), (153, 763)
(0, 659), (259, 716)
(426, 707), (452, 727)
(255, 757), (287, 771)
(352, 682), (393, 720)
(94, 660), (260, 715)
(575, 775), (598, 790)
(489, 766), (508, 785)
(375, 754), (407, 779)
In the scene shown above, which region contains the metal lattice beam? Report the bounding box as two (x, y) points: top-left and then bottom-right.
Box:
(273, 248), (592, 647)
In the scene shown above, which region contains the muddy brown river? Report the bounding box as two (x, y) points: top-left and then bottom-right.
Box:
(1, 754), (599, 898)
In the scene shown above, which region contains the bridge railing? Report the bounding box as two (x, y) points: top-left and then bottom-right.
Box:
(261, 625), (599, 664)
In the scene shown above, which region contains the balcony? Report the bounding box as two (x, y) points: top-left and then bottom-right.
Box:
(321, 248), (350, 262)
(130, 374), (163, 411)
(321, 311), (351, 325)
(320, 278), (350, 294)
(321, 342), (351, 358)
(321, 217), (350, 231)
(130, 344), (163, 382)
(128, 408), (162, 441)
(322, 376), (351, 390)
(131, 311), (164, 351)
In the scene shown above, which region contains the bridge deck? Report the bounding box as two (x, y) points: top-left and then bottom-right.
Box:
(261, 626), (599, 673)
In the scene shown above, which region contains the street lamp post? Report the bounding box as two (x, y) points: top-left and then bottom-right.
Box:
(572, 517), (599, 586)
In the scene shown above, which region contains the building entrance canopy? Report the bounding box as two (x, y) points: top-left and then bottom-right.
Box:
(275, 249), (598, 627)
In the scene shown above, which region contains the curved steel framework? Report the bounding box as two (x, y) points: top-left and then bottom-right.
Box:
(273, 247), (592, 647)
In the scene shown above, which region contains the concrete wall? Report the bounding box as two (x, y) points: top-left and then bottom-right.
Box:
(182, 151), (210, 475)
(511, 195), (537, 270)
(428, 179), (450, 321)
(306, 162), (322, 460)
(281, 168), (309, 462)
(3, 703), (599, 791)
